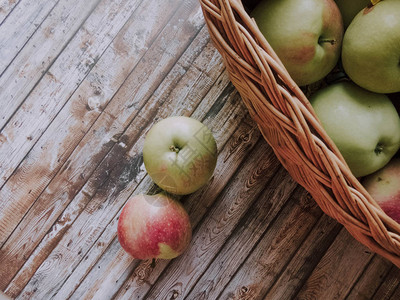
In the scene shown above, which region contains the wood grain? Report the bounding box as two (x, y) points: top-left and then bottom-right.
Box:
(0, 0), (137, 240)
(186, 167), (300, 300)
(0, 0), (150, 289)
(0, 0), (58, 73)
(345, 255), (393, 300)
(295, 228), (377, 300)
(0, 0), (180, 254)
(218, 190), (330, 300)
(371, 266), (400, 300)
(0, 0), (101, 131)
(0, 0), (20, 24)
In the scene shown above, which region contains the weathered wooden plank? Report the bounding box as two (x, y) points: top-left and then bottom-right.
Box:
(7, 13), (223, 298)
(0, 0), (136, 196)
(263, 215), (342, 300)
(1, 2), (145, 232)
(63, 84), (254, 300)
(0, 0), (144, 255)
(0, 0), (182, 260)
(0, 0), (58, 74)
(0, 2), (208, 246)
(371, 266), (400, 300)
(1, 6), (206, 298)
(295, 228), (375, 300)
(216, 192), (331, 300)
(0, 0), (100, 130)
(389, 283), (400, 300)
(345, 255), (392, 300)
(185, 167), (299, 300)
(0, 0), (20, 24)
(0, 0), (149, 289)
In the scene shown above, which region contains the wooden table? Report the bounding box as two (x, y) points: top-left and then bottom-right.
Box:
(0, 0), (399, 299)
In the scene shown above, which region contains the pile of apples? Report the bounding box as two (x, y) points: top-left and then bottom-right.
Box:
(117, 117), (218, 260)
(251, 0), (400, 222)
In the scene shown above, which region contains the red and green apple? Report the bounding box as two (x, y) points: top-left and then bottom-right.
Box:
(117, 193), (192, 260)
(251, 0), (343, 86)
(362, 158), (400, 224)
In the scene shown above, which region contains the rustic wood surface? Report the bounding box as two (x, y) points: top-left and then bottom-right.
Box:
(0, 0), (397, 299)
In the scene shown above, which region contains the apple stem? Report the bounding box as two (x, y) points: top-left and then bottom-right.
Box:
(151, 258), (156, 268)
(169, 145), (180, 153)
(375, 143), (384, 155)
(319, 39), (336, 45)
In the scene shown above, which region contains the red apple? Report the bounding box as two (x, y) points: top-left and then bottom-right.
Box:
(117, 193), (192, 260)
(362, 158), (400, 224)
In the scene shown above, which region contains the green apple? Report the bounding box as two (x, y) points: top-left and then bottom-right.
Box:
(341, 0), (400, 93)
(143, 116), (217, 195)
(251, 0), (343, 86)
(309, 81), (400, 178)
(362, 158), (400, 224)
(117, 193), (192, 259)
(335, 0), (370, 28)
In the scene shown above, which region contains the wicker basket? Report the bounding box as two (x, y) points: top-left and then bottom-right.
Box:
(199, 0), (400, 267)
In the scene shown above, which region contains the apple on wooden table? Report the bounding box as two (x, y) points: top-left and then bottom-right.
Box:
(117, 193), (192, 260)
(251, 0), (343, 86)
(362, 158), (400, 224)
(309, 81), (400, 178)
(143, 116), (217, 195)
(341, 0), (400, 93)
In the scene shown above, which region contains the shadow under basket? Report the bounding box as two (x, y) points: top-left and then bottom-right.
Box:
(199, 0), (400, 267)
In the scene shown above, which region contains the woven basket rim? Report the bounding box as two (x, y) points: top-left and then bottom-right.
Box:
(199, 0), (400, 267)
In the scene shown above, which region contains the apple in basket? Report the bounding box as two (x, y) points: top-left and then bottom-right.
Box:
(309, 81), (400, 178)
(143, 116), (218, 195)
(251, 0), (343, 86)
(341, 0), (400, 93)
(362, 158), (400, 224)
(117, 193), (192, 260)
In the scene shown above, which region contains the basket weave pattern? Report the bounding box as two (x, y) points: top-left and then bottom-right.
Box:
(199, 0), (400, 266)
